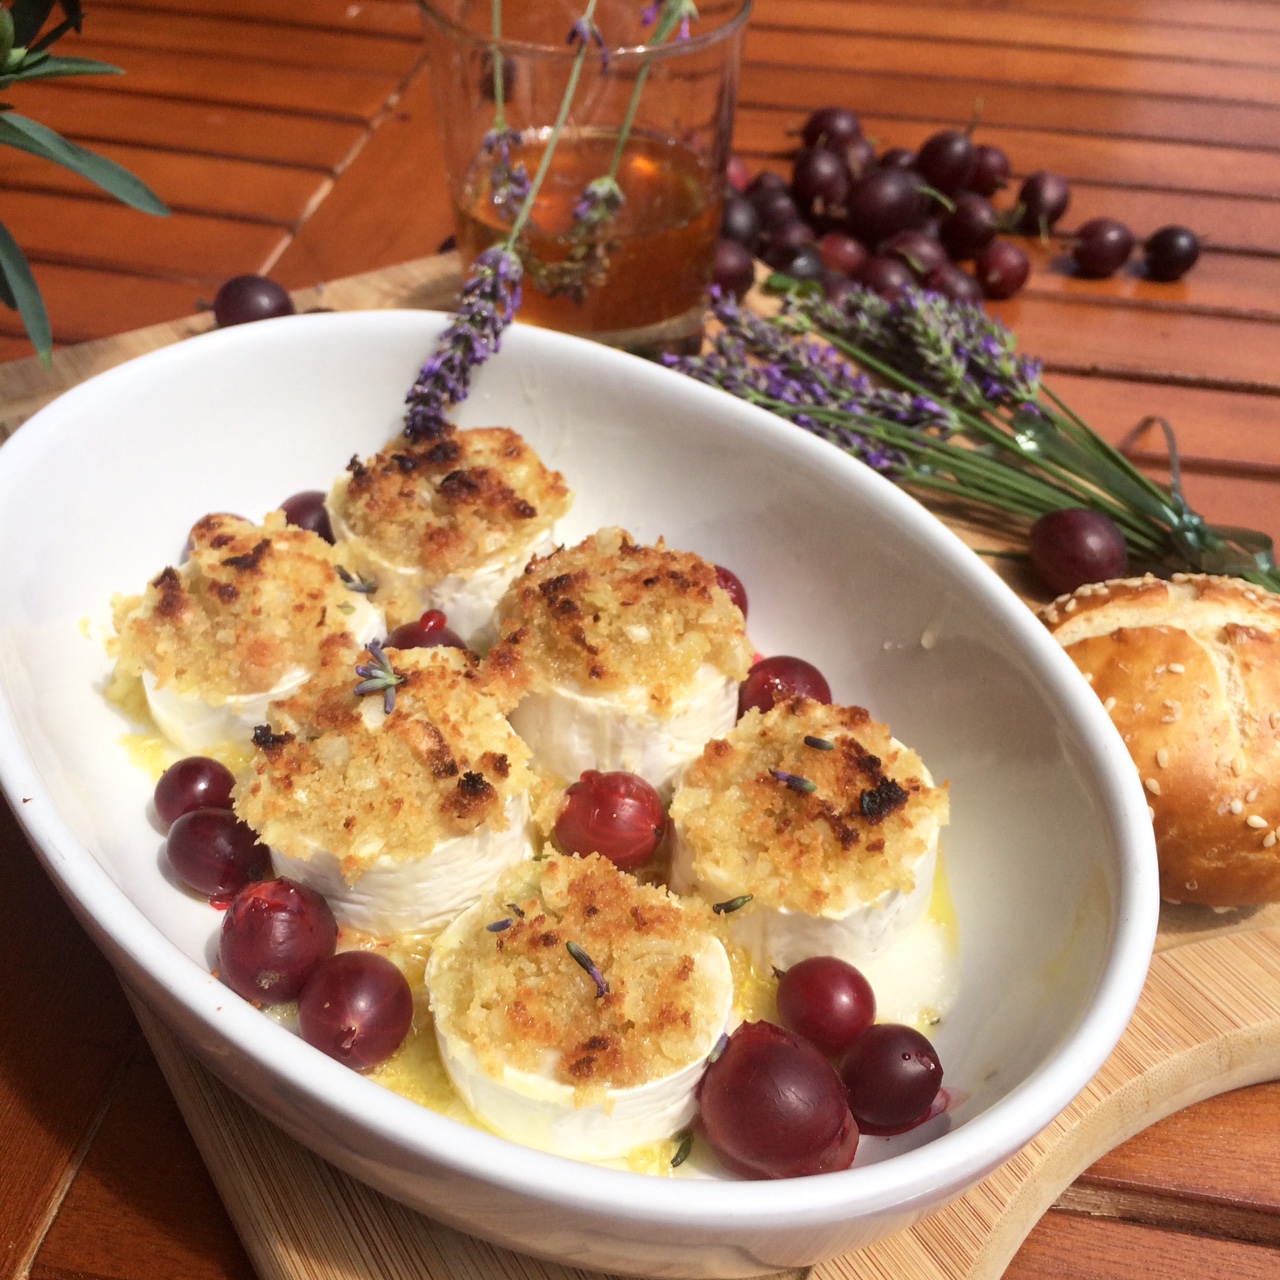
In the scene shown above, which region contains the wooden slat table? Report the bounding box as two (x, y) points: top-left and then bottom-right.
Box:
(2, 2), (1280, 1279)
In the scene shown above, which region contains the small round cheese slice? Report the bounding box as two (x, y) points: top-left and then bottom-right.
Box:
(672, 823), (938, 973)
(235, 645), (538, 938)
(507, 661), (738, 798)
(112, 511), (386, 755)
(485, 528), (752, 794)
(142, 597), (382, 755)
(327, 503), (552, 652)
(669, 700), (950, 973)
(272, 791), (534, 937)
(426, 854), (735, 1162)
(326, 427), (572, 650)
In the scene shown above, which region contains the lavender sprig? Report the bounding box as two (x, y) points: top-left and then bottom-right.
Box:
(566, 940), (609, 998)
(403, 244), (523, 441)
(666, 280), (1279, 590)
(354, 639), (405, 715)
(481, 127), (530, 225)
(404, 0), (604, 438)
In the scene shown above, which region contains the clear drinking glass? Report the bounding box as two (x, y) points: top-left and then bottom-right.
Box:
(420, 0), (751, 353)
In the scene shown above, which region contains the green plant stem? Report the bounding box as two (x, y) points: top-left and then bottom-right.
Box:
(505, 0), (601, 246)
(606, 2), (688, 180)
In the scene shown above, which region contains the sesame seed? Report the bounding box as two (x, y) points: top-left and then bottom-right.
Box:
(1232, 759), (1243, 776)
(1084, 671), (1094, 684)
(1247, 788), (1259, 803)
(1247, 815), (1269, 829)
(1147, 805), (1156, 821)
(1155, 664), (1167, 675)
(1103, 697), (1116, 713)
(1271, 712), (1280, 730)
(1134, 702), (1145, 713)
(1145, 777), (1161, 795)
(1168, 663), (1185, 674)
(1230, 799), (1244, 815)
(1156, 748), (1170, 768)
(1064, 598), (1078, 614)
(1265, 832), (1278, 849)
(1217, 802), (1229, 816)
(1077, 584), (1094, 597)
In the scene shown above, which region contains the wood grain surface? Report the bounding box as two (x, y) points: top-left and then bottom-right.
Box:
(2, 0), (1280, 1278)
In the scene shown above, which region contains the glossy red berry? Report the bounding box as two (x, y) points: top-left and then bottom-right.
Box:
(298, 950), (415, 1071)
(777, 956), (877, 1057)
(1029, 508), (1129, 593)
(555, 771), (665, 872)
(714, 564), (748, 618)
(281, 490), (334, 543)
(383, 610), (467, 651)
(218, 878), (337, 1005)
(699, 1021), (858, 1178)
(154, 756), (235, 828)
(838, 1023), (943, 1134)
(213, 274), (295, 327)
(739, 656), (832, 717)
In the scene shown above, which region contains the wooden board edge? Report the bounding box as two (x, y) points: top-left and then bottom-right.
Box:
(0, 253), (464, 443)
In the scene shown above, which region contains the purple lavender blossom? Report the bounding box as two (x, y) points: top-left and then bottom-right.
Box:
(482, 127), (531, 223)
(403, 245), (523, 441)
(567, 16), (608, 69)
(572, 175), (624, 226)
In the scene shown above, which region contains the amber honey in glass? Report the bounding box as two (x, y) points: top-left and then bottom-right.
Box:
(455, 130), (722, 349)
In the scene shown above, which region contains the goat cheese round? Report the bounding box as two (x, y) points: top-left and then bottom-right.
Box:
(235, 642), (537, 937)
(326, 427), (572, 649)
(485, 528), (752, 796)
(425, 853), (734, 1161)
(669, 698), (950, 972)
(111, 511), (384, 754)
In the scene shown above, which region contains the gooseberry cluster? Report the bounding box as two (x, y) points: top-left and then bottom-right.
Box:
(715, 107), (1201, 303)
(699, 959), (945, 1179)
(153, 752), (416, 1072)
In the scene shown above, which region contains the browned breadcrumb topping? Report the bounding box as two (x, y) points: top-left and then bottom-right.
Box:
(234, 639), (533, 877)
(111, 511), (371, 701)
(671, 698), (949, 912)
(429, 854), (726, 1096)
(327, 426), (571, 579)
(483, 527), (752, 712)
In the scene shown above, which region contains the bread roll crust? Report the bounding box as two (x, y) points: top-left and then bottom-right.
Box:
(1041, 574), (1280, 906)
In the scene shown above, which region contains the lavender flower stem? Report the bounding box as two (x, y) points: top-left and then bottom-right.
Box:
(507, 0), (601, 245)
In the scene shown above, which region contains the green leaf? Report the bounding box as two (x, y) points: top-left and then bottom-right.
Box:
(0, 113), (169, 215)
(11, 0), (56, 48)
(0, 11), (14, 69)
(0, 53), (121, 85)
(0, 220), (51, 363)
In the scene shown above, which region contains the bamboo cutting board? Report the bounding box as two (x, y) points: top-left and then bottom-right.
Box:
(5, 252), (1280, 1280)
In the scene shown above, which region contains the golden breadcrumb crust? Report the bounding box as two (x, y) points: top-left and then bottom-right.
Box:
(484, 527), (752, 713)
(1041, 572), (1280, 906)
(671, 698), (949, 912)
(112, 511), (366, 701)
(235, 640), (533, 877)
(328, 426), (571, 577)
(429, 853), (725, 1095)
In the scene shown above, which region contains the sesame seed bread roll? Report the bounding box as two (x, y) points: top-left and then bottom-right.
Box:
(110, 511), (383, 753)
(425, 853), (733, 1161)
(484, 528), (753, 796)
(1041, 573), (1280, 906)
(326, 427), (572, 648)
(235, 638), (536, 937)
(669, 698), (949, 972)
